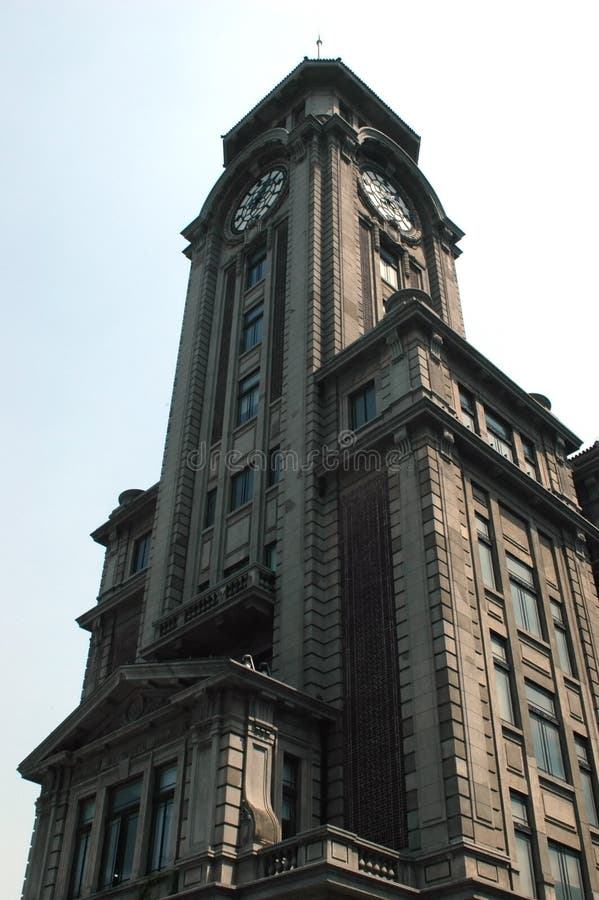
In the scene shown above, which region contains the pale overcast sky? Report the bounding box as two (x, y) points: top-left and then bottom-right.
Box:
(2, 0), (598, 894)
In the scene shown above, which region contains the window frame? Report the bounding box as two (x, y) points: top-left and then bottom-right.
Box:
(241, 302), (264, 353)
(525, 682), (566, 780)
(548, 842), (584, 900)
(246, 247), (267, 290)
(574, 736), (599, 827)
(69, 797), (95, 899)
(204, 488), (217, 529)
(510, 793), (537, 898)
(459, 386), (477, 432)
(237, 370), (260, 426)
(130, 531), (152, 575)
(476, 514), (498, 591)
(281, 753), (300, 840)
(230, 468), (254, 511)
(99, 778), (143, 889)
(267, 446), (282, 487)
(521, 436), (538, 479)
(349, 380), (376, 431)
(491, 634), (516, 725)
(507, 555), (543, 639)
(485, 408), (514, 461)
(147, 763), (177, 873)
(379, 246), (399, 289)
(550, 599), (575, 676)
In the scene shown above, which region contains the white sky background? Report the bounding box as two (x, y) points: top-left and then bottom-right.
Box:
(1, 0), (598, 893)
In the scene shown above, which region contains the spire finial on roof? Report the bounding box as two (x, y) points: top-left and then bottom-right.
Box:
(316, 34), (322, 59)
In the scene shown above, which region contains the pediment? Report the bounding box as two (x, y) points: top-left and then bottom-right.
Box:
(19, 658), (228, 781)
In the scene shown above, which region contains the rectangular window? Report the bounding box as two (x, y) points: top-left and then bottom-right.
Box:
(339, 101), (352, 123)
(575, 737), (598, 826)
(282, 754), (300, 839)
(486, 408), (513, 461)
(511, 794), (536, 897)
(268, 446), (281, 487)
(292, 102), (305, 127)
(204, 488), (216, 529)
(264, 541), (278, 571)
(100, 779), (142, 888)
(507, 555), (542, 638)
(231, 469), (254, 511)
(131, 532), (151, 574)
(550, 599), (574, 676)
(549, 842), (584, 900)
(241, 303), (264, 352)
(491, 634), (515, 724)
(525, 683), (565, 779)
(380, 248), (399, 289)
(476, 514), (497, 590)
(521, 437), (538, 479)
(350, 381), (376, 430)
(246, 247), (266, 289)
(148, 764), (177, 872)
(69, 798), (95, 898)
(237, 371), (260, 425)
(409, 261), (423, 289)
(459, 387), (476, 432)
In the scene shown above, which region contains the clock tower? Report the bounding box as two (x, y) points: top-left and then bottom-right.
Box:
(20, 59), (599, 900)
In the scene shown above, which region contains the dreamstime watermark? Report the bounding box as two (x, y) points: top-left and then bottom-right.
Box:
(186, 429), (406, 475)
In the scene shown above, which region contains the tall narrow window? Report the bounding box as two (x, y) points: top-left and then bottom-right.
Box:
(511, 793), (537, 897)
(349, 381), (376, 430)
(574, 737), (599, 827)
(231, 469), (254, 511)
(491, 634), (515, 724)
(268, 446), (281, 487)
(507, 555), (542, 638)
(204, 488), (217, 529)
(459, 387), (476, 432)
(549, 842), (584, 900)
(525, 683), (565, 779)
(100, 779), (142, 888)
(476, 515), (497, 590)
(264, 541), (278, 571)
(69, 797), (95, 899)
(237, 371), (260, 425)
(131, 532), (151, 574)
(241, 303), (263, 352)
(282, 754), (300, 839)
(379, 247), (399, 289)
(551, 599), (574, 676)
(246, 247), (266, 289)
(521, 437), (538, 479)
(148, 764), (177, 872)
(486, 408), (513, 461)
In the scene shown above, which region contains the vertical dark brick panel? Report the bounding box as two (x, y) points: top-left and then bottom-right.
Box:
(359, 220), (374, 332)
(211, 266), (236, 444)
(270, 220), (288, 401)
(340, 473), (406, 849)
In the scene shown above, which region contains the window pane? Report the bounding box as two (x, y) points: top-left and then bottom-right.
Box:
(511, 581), (542, 638)
(580, 768), (599, 826)
(525, 683), (555, 716)
(555, 627), (573, 675)
(350, 382), (376, 430)
(506, 555), (535, 588)
(242, 304), (264, 351)
(515, 832), (536, 897)
(530, 714), (565, 778)
(491, 634), (508, 663)
(119, 812), (138, 882)
(101, 820), (120, 887)
(494, 664), (515, 723)
(549, 844), (583, 900)
(70, 832), (90, 898)
(478, 540), (496, 590)
(510, 793), (528, 825)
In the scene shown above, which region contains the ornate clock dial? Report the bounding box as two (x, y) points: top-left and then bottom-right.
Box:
(360, 168), (413, 232)
(232, 167), (286, 233)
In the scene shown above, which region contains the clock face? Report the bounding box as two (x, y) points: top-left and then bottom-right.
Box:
(232, 167), (287, 233)
(360, 168), (413, 232)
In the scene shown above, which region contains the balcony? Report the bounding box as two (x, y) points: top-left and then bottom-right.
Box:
(150, 563), (276, 659)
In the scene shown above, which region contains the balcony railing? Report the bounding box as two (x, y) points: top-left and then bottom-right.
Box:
(152, 563), (276, 650)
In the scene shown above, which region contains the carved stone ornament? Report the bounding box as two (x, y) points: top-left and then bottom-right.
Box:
(440, 428), (456, 461)
(341, 135), (358, 163)
(393, 426), (412, 458)
(385, 328), (404, 363)
(430, 332), (444, 361)
(575, 531), (588, 559)
(290, 137), (306, 161)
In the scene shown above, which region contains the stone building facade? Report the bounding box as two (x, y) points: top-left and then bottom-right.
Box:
(20, 59), (599, 899)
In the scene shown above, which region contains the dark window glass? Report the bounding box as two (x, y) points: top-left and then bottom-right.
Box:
(100, 779), (142, 888)
(204, 488), (216, 529)
(510, 793), (536, 897)
(491, 635), (515, 724)
(575, 737), (598, 826)
(148, 764), (177, 872)
(264, 542), (278, 571)
(292, 103), (305, 127)
(551, 599), (574, 676)
(476, 514), (497, 590)
(339, 101), (352, 123)
(525, 683), (565, 779)
(350, 381), (376, 430)
(131, 532), (151, 574)
(521, 436), (537, 479)
(268, 446), (281, 487)
(459, 387), (476, 432)
(241, 303), (264, 352)
(380, 248), (399, 289)
(507, 556), (542, 638)
(549, 843), (584, 900)
(69, 798), (95, 898)
(231, 469), (254, 511)
(282, 754), (300, 839)
(246, 248), (266, 289)
(410, 261), (423, 289)
(486, 408), (513, 460)
(237, 371), (260, 425)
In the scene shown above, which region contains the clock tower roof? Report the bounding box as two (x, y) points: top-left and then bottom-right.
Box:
(222, 58), (421, 166)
